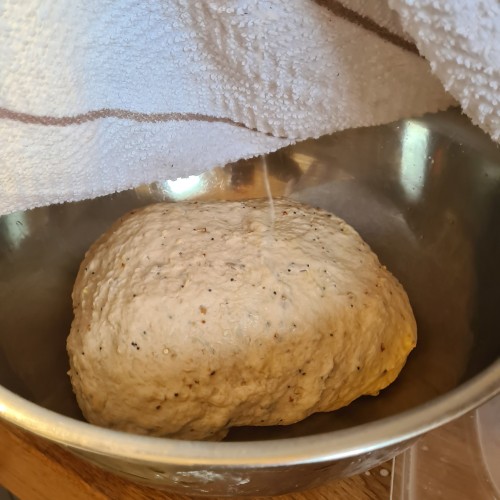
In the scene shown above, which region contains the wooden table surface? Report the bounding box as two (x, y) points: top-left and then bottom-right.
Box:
(0, 419), (392, 500)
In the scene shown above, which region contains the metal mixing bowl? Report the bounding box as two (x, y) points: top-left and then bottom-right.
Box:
(1, 109), (499, 496)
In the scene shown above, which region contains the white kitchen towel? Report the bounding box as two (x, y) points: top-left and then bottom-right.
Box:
(0, 0), (497, 215)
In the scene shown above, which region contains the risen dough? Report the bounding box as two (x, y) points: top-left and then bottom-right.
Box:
(67, 199), (416, 440)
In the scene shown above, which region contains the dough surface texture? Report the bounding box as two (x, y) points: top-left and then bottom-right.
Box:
(67, 199), (417, 440)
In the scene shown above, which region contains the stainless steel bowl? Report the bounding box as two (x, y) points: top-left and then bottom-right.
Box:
(1, 109), (499, 496)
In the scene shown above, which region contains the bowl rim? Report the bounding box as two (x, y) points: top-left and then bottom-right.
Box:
(1, 360), (498, 467)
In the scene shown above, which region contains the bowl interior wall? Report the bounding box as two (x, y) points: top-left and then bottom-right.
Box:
(1, 110), (499, 441)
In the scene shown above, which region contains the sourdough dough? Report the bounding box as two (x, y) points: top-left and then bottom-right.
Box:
(67, 199), (417, 440)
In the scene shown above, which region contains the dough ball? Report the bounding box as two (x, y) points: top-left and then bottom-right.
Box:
(67, 199), (416, 440)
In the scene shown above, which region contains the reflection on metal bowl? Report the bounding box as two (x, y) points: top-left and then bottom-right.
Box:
(0, 109), (499, 496)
